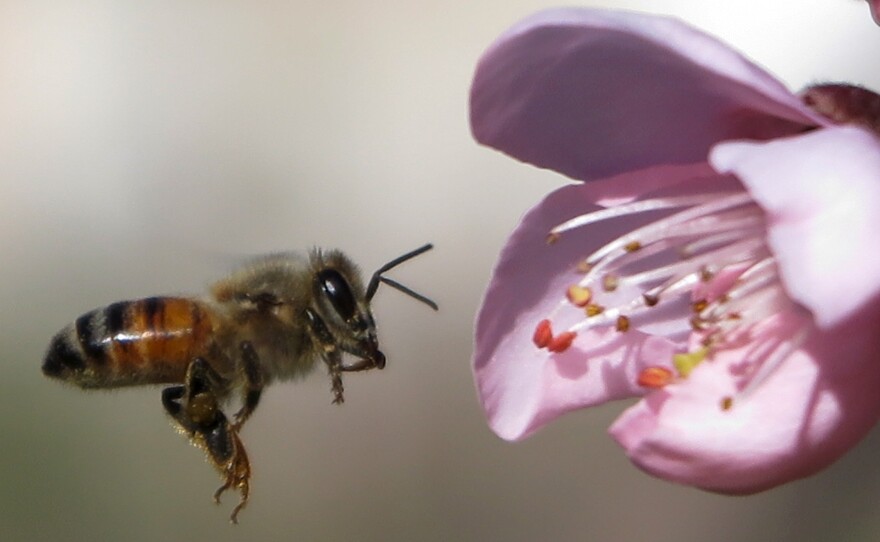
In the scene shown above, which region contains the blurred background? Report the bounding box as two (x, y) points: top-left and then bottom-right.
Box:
(2, 1), (880, 540)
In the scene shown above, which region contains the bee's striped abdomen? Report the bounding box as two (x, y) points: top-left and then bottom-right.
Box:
(42, 297), (217, 388)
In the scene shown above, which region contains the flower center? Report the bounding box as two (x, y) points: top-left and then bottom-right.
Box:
(533, 186), (806, 408)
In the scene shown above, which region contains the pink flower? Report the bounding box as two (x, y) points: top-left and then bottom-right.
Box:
(869, 1), (880, 25)
(470, 8), (880, 493)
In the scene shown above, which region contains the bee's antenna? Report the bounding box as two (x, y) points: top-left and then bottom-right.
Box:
(366, 244), (438, 310)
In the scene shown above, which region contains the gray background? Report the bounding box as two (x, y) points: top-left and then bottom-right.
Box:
(3, 1), (880, 540)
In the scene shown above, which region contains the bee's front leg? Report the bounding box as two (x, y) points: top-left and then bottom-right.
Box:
(304, 308), (346, 404)
(323, 349), (345, 405)
(162, 358), (251, 524)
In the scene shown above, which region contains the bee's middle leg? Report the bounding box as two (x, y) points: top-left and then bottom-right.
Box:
(232, 341), (264, 431)
(161, 358), (251, 524)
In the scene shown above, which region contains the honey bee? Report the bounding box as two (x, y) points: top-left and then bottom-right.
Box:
(42, 244), (436, 523)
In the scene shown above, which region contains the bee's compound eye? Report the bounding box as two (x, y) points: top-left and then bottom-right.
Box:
(317, 269), (357, 321)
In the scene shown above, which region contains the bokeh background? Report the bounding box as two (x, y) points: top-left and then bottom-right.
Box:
(3, 1), (880, 540)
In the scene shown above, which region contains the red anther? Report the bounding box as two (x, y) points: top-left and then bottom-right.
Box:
(533, 319), (553, 349)
(547, 331), (576, 353)
(637, 366), (674, 389)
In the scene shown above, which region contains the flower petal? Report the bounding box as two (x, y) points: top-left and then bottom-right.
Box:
(869, 1), (880, 25)
(471, 169), (718, 441)
(470, 7), (826, 183)
(610, 304), (880, 493)
(710, 126), (880, 328)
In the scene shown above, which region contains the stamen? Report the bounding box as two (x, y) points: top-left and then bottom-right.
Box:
(602, 274), (618, 292)
(641, 271), (703, 308)
(566, 285), (592, 307)
(699, 267), (714, 282)
(549, 192), (745, 235)
(620, 237), (767, 289)
(547, 331), (576, 353)
(579, 215), (763, 308)
(585, 303), (604, 317)
(672, 348), (709, 377)
(568, 193), (759, 275)
(637, 366), (674, 388)
(680, 228), (763, 259)
(533, 319), (553, 349)
(702, 287), (787, 337)
(576, 261), (592, 273)
(733, 325), (811, 404)
(699, 267), (786, 333)
(542, 186), (805, 405)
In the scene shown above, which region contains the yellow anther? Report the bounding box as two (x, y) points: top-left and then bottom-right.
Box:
(672, 347), (709, 378)
(566, 285), (592, 307)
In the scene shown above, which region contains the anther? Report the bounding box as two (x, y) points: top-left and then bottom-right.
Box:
(566, 285), (592, 307)
(546, 233), (560, 245)
(642, 293), (659, 307)
(547, 331), (576, 353)
(720, 396), (734, 411)
(637, 367), (674, 388)
(615, 315), (630, 332)
(672, 348), (708, 378)
(699, 266), (714, 282)
(533, 319), (553, 349)
(700, 334), (717, 348)
(624, 241), (642, 252)
(576, 261), (593, 273)
(692, 299), (708, 313)
(585, 303), (604, 317)
(602, 274), (618, 292)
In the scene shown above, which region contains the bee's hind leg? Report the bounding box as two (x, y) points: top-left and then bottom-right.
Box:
(161, 358), (251, 524)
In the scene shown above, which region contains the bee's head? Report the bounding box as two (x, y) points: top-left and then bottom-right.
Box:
(306, 245), (436, 369)
(307, 250), (382, 367)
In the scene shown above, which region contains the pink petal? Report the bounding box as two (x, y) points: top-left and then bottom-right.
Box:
(610, 304), (880, 493)
(710, 126), (880, 328)
(470, 7), (826, 183)
(471, 167), (726, 441)
(870, 1), (880, 25)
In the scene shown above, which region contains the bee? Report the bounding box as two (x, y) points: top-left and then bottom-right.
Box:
(42, 244), (436, 523)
